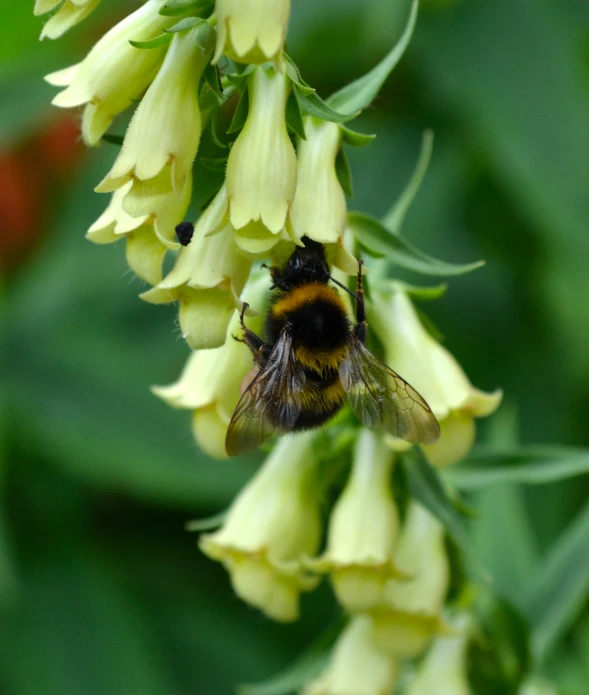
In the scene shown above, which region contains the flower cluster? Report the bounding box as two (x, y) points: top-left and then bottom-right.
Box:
(39, 0), (512, 693)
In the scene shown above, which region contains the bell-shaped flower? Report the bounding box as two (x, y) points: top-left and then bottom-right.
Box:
(371, 501), (449, 658)
(289, 118), (347, 244)
(370, 285), (502, 467)
(86, 172), (192, 285)
(226, 66), (296, 238)
(304, 616), (399, 695)
(96, 22), (215, 197)
(200, 432), (322, 622)
(36, 0), (101, 39)
(141, 186), (252, 349)
(214, 0), (290, 65)
(406, 618), (470, 695)
(46, 0), (173, 145)
(309, 430), (401, 613)
(152, 277), (267, 458)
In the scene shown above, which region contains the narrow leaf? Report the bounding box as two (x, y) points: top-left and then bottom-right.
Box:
(327, 0), (418, 114)
(203, 62), (224, 100)
(339, 125), (376, 147)
(284, 55), (315, 96)
(185, 510), (227, 531)
(296, 90), (357, 124)
(129, 33), (172, 49)
(160, 0), (212, 17)
(335, 147), (353, 198)
(348, 212), (485, 276)
(383, 129), (434, 235)
(200, 157), (228, 172)
(164, 16), (202, 32)
(447, 447), (589, 490)
(523, 499), (589, 660)
(285, 89), (306, 141)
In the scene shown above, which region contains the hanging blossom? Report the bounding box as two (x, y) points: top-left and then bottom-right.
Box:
(35, 0), (101, 40)
(214, 0), (291, 66)
(304, 616), (400, 695)
(199, 432), (322, 622)
(370, 283), (502, 467)
(309, 430), (403, 614)
(45, 0), (175, 145)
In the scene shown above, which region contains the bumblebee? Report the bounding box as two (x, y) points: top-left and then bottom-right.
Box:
(225, 238), (440, 456)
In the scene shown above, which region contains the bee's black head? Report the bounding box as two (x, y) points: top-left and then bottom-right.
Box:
(277, 237), (329, 290)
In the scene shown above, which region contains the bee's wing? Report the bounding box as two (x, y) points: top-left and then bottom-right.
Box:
(225, 332), (306, 456)
(339, 333), (441, 445)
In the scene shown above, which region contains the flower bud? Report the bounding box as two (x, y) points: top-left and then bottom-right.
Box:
(200, 432), (322, 622)
(370, 285), (502, 467)
(226, 66), (296, 237)
(371, 502), (449, 658)
(289, 119), (347, 244)
(214, 0), (290, 65)
(406, 619), (470, 695)
(96, 23), (215, 196)
(46, 0), (173, 145)
(304, 616), (399, 695)
(310, 430), (401, 613)
(36, 0), (101, 39)
(141, 186), (252, 349)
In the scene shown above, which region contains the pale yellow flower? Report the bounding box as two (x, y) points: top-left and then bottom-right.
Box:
(310, 430), (401, 613)
(96, 23), (214, 197)
(370, 285), (502, 467)
(371, 502), (449, 657)
(214, 0), (290, 65)
(304, 616), (399, 695)
(46, 0), (173, 145)
(289, 118), (347, 244)
(36, 0), (101, 39)
(152, 323), (250, 459)
(226, 66), (296, 241)
(86, 171), (192, 285)
(406, 618), (471, 695)
(200, 432), (321, 622)
(141, 186), (252, 349)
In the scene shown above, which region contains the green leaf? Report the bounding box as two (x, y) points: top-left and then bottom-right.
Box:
(522, 499), (589, 660)
(129, 33), (172, 49)
(185, 510), (227, 532)
(383, 129), (434, 235)
(238, 620), (344, 695)
(335, 147), (353, 198)
(285, 89), (306, 141)
(296, 90), (357, 124)
(160, 0), (212, 17)
(447, 447), (589, 490)
(326, 0), (418, 115)
(467, 588), (531, 695)
(339, 125), (376, 147)
(284, 54), (315, 96)
(402, 449), (487, 579)
(164, 16), (202, 33)
(227, 88), (249, 134)
(348, 212), (485, 276)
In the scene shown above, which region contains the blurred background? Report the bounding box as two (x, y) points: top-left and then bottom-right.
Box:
(1, 0), (589, 693)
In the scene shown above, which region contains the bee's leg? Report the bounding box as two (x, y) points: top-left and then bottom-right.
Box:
(234, 302), (270, 367)
(354, 259), (368, 344)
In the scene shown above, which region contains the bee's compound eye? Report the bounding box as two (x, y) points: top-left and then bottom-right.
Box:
(290, 255), (302, 270)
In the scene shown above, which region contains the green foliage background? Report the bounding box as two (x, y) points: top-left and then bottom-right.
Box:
(1, 0), (589, 693)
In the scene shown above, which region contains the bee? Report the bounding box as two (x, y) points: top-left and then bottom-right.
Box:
(225, 238), (440, 456)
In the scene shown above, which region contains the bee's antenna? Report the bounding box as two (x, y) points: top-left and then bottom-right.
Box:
(269, 272), (294, 290)
(329, 275), (361, 301)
